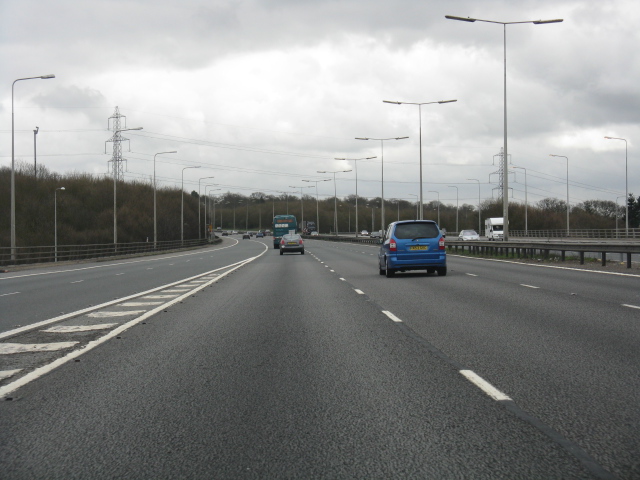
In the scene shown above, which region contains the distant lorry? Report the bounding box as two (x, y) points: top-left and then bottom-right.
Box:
(301, 220), (317, 235)
(485, 217), (505, 240)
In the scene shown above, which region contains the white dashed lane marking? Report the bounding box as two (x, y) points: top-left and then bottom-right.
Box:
(460, 370), (512, 401)
(520, 284), (540, 289)
(622, 304), (640, 310)
(1, 292), (20, 297)
(382, 311), (403, 323)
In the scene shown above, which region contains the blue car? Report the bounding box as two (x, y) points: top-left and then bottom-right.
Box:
(378, 220), (447, 277)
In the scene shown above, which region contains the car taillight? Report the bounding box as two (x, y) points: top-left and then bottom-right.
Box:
(280, 239), (284, 245)
(299, 239), (303, 245)
(390, 240), (397, 252)
(439, 237), (445, 250)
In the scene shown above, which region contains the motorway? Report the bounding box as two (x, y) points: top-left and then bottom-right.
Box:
(1, 236), (639, 478)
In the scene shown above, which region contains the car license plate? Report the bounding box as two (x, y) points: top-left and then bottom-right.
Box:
(287, 242), (297, 245)
(409, 246), (427, 250)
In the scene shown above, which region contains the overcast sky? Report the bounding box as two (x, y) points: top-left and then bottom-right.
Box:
(2, 0), (639, 210)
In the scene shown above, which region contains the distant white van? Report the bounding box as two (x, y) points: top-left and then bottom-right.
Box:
(485, 217), (504, 240)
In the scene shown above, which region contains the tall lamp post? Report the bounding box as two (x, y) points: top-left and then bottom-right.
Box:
(467, 179), (481, 234)
(383, 99), (457, 219)
(204, 186), (220, 238)
(54, 187), (65, 262)
(446, 14), (563, 240)
(302, 178), (331, 234)
(198, 176), (215, 239)
(33, 126), (39, 179)
(549, 154), (570, 236)
(429, 190), (440, 226)
(355, 136), (408, 231)
(181, 166), (200, 244)
(153, 150), (177, 248)
(448, 186), (459, 233)
(604, 136), (628, 235)
(11, 74), (55, 262)
(317, 169), (352, 235)
(334, 156), (376, 235)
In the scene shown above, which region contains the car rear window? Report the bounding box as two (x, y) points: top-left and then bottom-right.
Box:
(394, 223), (440, 239)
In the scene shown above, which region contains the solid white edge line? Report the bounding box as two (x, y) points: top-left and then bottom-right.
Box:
(382, 311), (403, 323)
(0, 243), (269, 399)
(622, 304), (640, 310)
(0, 255), (257, 341)
(460, 370), (512, 401)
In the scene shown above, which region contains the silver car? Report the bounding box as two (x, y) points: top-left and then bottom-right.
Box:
(279, 234), (305, 255)
(458, 229), (480, 241)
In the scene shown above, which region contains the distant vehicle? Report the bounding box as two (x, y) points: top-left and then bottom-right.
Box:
(242, 232), (251, 239)
(378, 220), (446, 277)
(232, 230), (238, 235)
(273, 215), (297, 249)
(360, 230), (369, 236)
(280, 233), (304, 255)
(310, 231), (319, 236)
(264, 230), (272, 236)
(370, 230), (383, 239)
(458, 229), (480, 241)
(485, 218), (504, 240)
(301, 220), (317, 235)
(221, 231), (229, 236)
(256, 232), (264, 238)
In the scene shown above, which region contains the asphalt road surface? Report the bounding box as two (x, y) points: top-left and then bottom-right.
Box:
(1, 236), (638, 478)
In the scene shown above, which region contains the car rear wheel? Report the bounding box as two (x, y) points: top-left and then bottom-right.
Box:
(301, 249), (305, 255)
(437, 266), (447, 276)
(280, 249), (283, 255)
(385, 258), (395, 277)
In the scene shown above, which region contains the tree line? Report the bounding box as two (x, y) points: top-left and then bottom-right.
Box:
(2, 162), (639, 248)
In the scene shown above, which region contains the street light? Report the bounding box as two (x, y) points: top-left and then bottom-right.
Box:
(334, 156), (376, 235)
(198, 176), (215, 239)
(54, 187), (65, 262)
(355, 136), (408, 231)
(317, 169), (352, 235)
(11, 74), (55, 261)
(467, 179), (481, 234)
(366, 204), (378, 231)
(383, 99), (457, 219)
(604, 136), (629, 235)
(289, 185), (314, 229)
(446, 14), (562, 240)
(154, 150), (177, 248)
(181, 166), (201, 244)
(428, 190), (440, 226)
(106, 126), (143, 248)
(33, 126), (39, 179)
(448, 186), (459, 233)
(302, 178), (331, 234)
(549, 154), (570, 236)
(204, 186), (220, 238)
